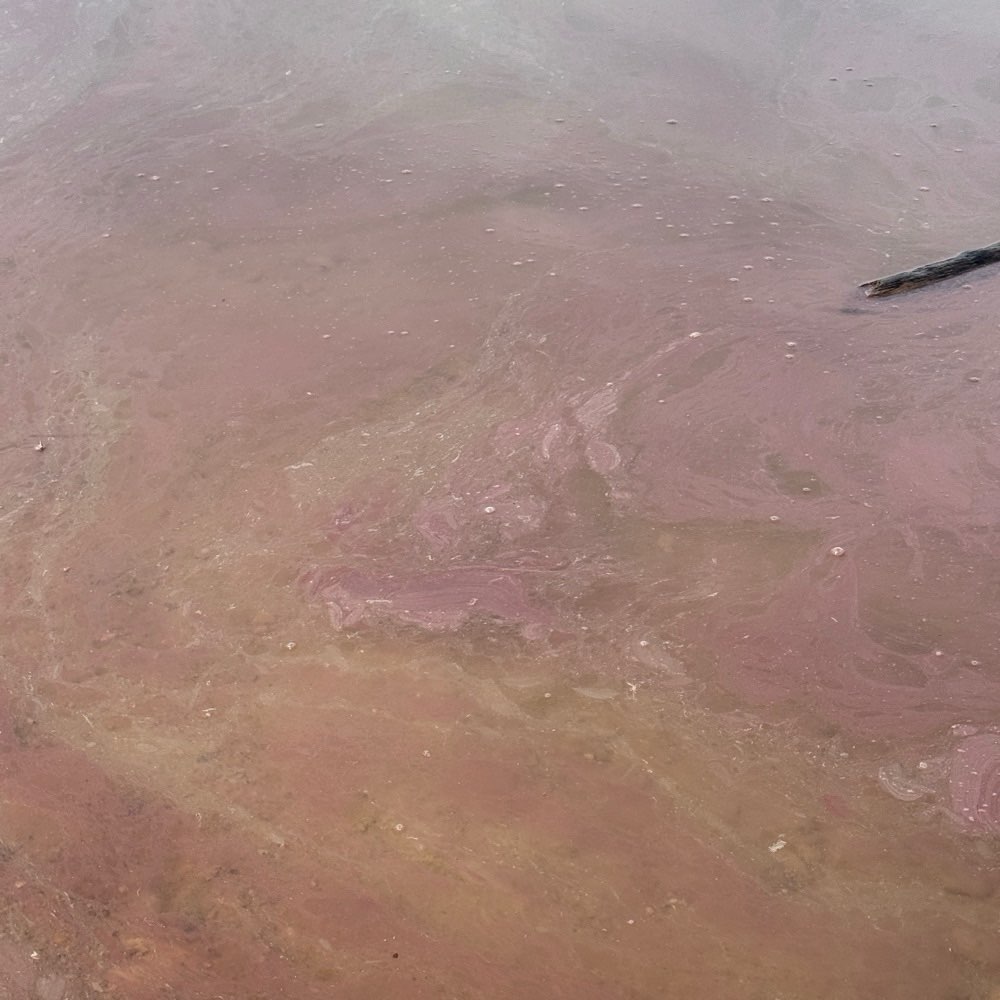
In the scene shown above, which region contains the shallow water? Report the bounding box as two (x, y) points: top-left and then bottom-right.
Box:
(3, 1), (1000, 997)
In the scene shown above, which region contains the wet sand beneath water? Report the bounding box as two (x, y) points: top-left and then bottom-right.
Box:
(3, 0), (1000, 997)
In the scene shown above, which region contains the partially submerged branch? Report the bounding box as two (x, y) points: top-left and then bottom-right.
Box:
(860, 241), (1000, 297)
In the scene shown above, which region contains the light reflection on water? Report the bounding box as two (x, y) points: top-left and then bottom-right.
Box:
(2, 1), (1000, 996)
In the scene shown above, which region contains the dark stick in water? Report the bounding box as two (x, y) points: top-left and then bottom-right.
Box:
(859, 241), (1000, 297)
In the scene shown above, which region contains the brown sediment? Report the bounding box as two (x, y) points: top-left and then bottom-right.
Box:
(3, 0), (1000, 997)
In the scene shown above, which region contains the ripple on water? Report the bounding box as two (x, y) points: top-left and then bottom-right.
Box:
(877, 762), (934, 802)
(949, 733), (1000, 833)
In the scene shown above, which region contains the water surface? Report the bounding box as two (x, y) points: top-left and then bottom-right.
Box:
(2, 1), (1000, 997)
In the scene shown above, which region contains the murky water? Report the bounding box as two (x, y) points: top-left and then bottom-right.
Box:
(3, 1), (1000, 996)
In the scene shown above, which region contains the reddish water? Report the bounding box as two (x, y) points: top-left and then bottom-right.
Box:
(3, 1), (1000, 997)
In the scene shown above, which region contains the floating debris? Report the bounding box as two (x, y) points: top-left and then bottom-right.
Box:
(877, 763), (931, 802)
